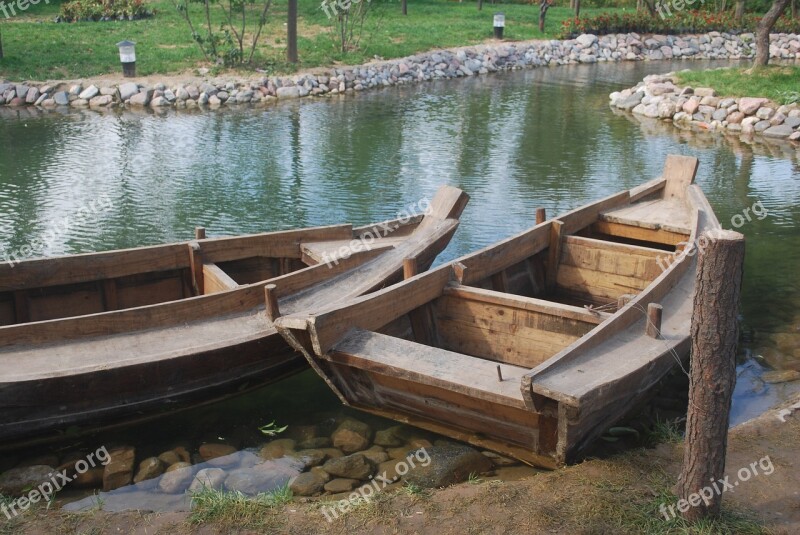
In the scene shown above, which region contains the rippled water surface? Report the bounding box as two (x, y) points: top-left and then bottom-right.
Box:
(1, 60), (799, 471)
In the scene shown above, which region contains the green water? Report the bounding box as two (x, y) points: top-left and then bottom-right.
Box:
(1, 60), (799, 457)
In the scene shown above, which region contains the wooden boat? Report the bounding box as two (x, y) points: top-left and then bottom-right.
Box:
(0, 186), (469, 444)
(275, 155), (718, 468)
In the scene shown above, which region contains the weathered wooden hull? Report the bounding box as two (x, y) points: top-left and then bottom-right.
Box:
(0, 186), (469, 444)
(276, 156), (719, 468)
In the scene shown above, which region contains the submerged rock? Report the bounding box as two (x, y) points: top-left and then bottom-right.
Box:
(188, 468), (227, 492)
(332, 419), (372, 454)
(0, 465), (54, 496)
(289, 471), (327, 496)
(403, 444), (492, 489)
(103, 447), (135, 491)
(133, 457), (165, 483)
(322, 453), (375, 481)
(158, 462), (194, 494)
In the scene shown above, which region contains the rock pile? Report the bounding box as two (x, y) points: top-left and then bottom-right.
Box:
(610, 73), (800, 142)
(0, 32), (797, 112)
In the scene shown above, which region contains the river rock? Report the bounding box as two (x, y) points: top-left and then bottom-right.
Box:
(682, 98), (700, 115)
(53, 91), (70, 106)
(754, 120), (771, 133)
(763, 125), (794, 138)
(727, 111), (745, 124)
(158, 450), (182, 466)
(129, 91), (151, 106)
(324, 478), (360, 493)
(320, 447), (345, 460)
(259, 438), (296, 460)
(322, 453), (375, 480)
(358, 447), (389, 466)
(289, 471), (327, 496)
(78, 85), (99, 100)
(402, 444), (492, 489)
(72, 468), (104, 488)
(784, 116), (800, 128)
(332, 419), (372, 454)
(693, 87), (716, 97)
(25, 87), (40, 104)
(0, 466), (53, 496)
(89, 95), (113, 107)
(158, 462), (194, 494)
(775, 332), (800, 352)
(199, 443), (237, 461)
(103, 447), (135, 491)
(762, 370), (800, 384)
(119, 82), (139, 101)
(276, 86), (300, 99)
(298, 437), (332, 449)
(188, 468), (227, 492)
(133, 457), (165, 483)
(224, 460), (298, 495)
(616, 91), (644, 111)
(374, 427), (404, 447)
(756, 107), (775, 120)
(739, 97), (769, 115)
(292, 449), (328, 469)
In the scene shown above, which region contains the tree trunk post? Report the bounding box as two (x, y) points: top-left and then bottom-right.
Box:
(402, 0), (407, 15)
(735, 0), (746, 21)
(677, 230), (745, 521)
(287, 0), (298, 63)
(755, 0), (790, 67)
(539, 0), (550, 33)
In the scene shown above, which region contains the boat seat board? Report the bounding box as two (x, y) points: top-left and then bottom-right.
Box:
(327, 328), (530, 409)
(301, 237), (403, 264)
(599, 198), (692, 236)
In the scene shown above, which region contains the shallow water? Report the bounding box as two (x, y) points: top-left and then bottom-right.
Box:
(1, 60), (799, 506)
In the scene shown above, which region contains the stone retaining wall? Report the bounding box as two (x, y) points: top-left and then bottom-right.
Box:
(610, 74), (800, 142)
(1, 31), (798, 112)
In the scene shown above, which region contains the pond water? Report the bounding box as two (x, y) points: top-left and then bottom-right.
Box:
(1, 59), (799, 507)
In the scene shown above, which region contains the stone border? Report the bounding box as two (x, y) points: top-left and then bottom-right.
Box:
(610, 73), (800, 143)
(0, 31), (798, 111)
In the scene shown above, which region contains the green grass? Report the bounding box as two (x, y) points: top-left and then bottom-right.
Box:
(646, 418), (685, 446)
(675, 65), (800, 105)
(0, 0), (623, 80)
(188, 485), (292, 529)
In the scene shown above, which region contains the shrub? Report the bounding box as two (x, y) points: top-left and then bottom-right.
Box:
(59, 0), (155, 22)
(558, 11), (800, 39)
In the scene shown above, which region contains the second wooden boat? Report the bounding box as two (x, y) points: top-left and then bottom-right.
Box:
(0, 185), (469, 444)
(275, 155), (718, 468)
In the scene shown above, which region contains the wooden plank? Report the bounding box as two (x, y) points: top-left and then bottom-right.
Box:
(560, 239), (661, 281)
(442, 285), (608, 325)
(202, 263), (238, 294)
(562, 235), (665, 259)
(556, 264), (652, 302)
(197, 225), (354, 264)
(328, 329), (530, 408)
(491, 270), (509, 293)
(13, 291), (29, 324)
(0, 243), (190, 293)
(545, 220), (564, 293)
(102, 280), (118, 311)
(591, 220), (688, 247)
(662, 155), (699, 201)
(629, 178), (666, 203)
(28, 287), (105, 323)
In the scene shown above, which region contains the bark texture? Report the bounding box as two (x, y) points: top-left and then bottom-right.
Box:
(755, 0), (791, 66)
(678, 230), (745, 521)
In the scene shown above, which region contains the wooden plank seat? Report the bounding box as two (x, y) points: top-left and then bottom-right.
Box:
(301, 236), (404, 265)
(328, 328), (530, 409)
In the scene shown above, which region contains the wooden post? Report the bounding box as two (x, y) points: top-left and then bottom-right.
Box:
(195, 227), (206, 240)
(645, 303), (663, 338)
(403, 257), (419, 280)
(677, 230), (745, 521)
(545, 220), (564, 293)
(617, 293), (634, 310)
(451, 262), (467, 284)
(402, 0), (407, 15)
(264, 284), (281, 322)
(188, 242), (204, 296)
(535, 207), (547, 225)
(496, 365), (503, 382)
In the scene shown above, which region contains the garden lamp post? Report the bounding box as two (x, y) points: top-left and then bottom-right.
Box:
(493, 13), (505, 40)
(116, 40), (136, 78)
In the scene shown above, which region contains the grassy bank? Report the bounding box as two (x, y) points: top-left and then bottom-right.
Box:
(0, 0), (621, 81)
(675, 66), (800, 105)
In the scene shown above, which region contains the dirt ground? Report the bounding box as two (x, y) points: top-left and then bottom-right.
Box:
(5, 394), (799, 535)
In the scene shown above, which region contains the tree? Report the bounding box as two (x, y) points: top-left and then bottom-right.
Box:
(288, 0), (297, 63)
(755, 0), (791, 66)
(539, 0), (551, 32)
(735, 0), (745, 21)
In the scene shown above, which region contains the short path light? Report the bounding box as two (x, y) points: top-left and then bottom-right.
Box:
(493, 12), (505, 40)
(116, 40), (137, 78)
